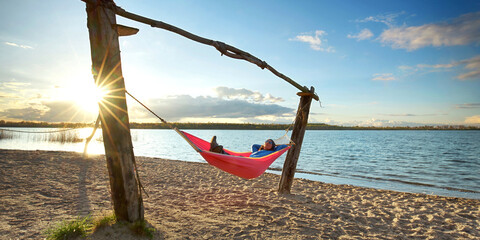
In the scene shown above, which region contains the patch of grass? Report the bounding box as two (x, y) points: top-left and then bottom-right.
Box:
(44, 215), (92, 240)
(45, 212), (156, 240)
(91, 212), (117, 231)
(128, 220), (156, 239)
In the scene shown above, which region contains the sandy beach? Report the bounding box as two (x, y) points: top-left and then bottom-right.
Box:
(0, 149), (478, 239)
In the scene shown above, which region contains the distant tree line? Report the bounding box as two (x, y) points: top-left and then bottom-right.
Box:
(0, 120), (478, 130)
(0, 120), (91, 129)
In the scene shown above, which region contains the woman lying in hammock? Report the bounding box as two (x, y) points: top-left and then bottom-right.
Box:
(209, 136), (288, 158)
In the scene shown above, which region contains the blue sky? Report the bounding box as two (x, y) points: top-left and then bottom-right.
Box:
(1, 0), (479, 126)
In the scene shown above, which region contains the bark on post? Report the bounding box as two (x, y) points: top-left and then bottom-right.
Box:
(85, 0), (143, 222)
(278, 87), (315, 194)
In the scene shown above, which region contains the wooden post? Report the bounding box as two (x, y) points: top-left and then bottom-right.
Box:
(85, 0), (143, 222)
(278, 87), (315, 194)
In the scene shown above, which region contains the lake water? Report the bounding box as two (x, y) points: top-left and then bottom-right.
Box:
(1, 128), (479, 199)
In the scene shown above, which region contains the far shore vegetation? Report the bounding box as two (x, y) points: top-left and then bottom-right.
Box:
(0, 120), (478, 130)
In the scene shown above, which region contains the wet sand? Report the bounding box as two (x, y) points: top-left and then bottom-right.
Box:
(0, 149), (478, 239)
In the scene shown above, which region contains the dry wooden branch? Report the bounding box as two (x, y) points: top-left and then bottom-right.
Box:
(111, 4), (319, 101)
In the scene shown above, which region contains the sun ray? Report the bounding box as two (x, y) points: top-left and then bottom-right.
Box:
(100, 97), (129, 114)
(98, 100), (129, 131)
(106, 87), (126, 94)
(97, 61), (121, 89)
(104, 95), (126, 100)
(100, 75), (124, 90)
(98, 109), (119, 159)
(95, 45), (110, 87)
(66, 107), (82, 122)
(49, 102), (82, 123)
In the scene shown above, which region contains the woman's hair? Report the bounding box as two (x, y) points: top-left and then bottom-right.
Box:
(266, 139), (276, 150)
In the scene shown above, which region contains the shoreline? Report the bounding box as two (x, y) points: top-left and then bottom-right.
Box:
(1, 149), (479, 239)
(2, 144), (479, 200)
(269, 167), (480, 200)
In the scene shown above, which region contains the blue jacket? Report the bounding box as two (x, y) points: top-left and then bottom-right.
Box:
(249, 144), (288, 158)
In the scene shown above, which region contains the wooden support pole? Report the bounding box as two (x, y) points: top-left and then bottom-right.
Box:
(85, 0), (143, 222)
(278, 87), (315, 194)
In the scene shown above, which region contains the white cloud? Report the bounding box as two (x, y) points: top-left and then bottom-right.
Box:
(456, 55), (480, 80)
(214, 86), (284, 103)
(417, 63), (457, 69)
(362, 118), (398, 127)
(407, 55), (480, 80)
(456, 70), (480, 80)
(0, 86), (292, 123)
(357, 12), (405, 28)
(398, 65), (415, 71)
(130, 95), (294, 122)
(326, 118), (429, 127)
(0, 101), (96, 122)
(379, 11), (480, 51)
(4, 41), (33, 49)
(347, 28), (374, 41)
(381, 113), (443, 117)
(372, 73), (395, 81)
(1, 81), (31, 90)
(465, 115), (480, 124)
(290, 30), (335, 52)
(455, 103), (480, 109)
(0, 107), (44, 121)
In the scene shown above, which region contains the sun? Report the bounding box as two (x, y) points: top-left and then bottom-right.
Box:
(76, 85), (108, 114)
(58, 81), (108, 115)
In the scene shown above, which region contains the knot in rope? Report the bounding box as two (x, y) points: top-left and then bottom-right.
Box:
(213, 41), (227, 56)
(260, 61), (268, 69)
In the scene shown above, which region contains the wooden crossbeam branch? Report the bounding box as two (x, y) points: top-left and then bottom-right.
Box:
(110, 5), (319, 101)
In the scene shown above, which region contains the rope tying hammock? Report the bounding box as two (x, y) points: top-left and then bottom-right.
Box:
(125, 90), (202, 152)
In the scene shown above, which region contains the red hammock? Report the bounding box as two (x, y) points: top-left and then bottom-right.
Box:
(181, 131), (291, 179)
